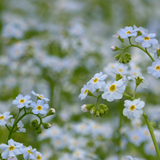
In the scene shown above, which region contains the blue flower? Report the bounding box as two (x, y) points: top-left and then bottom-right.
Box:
(12, 94), (32, 108)
(135, 32), (158, 48)
(147, 59), (160, 78)
(119, 26), (137, 39)
(31, 100), (49, 115)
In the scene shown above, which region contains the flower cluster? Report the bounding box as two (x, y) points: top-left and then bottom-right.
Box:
(0, 139), (42, 160)
(0, 91), (56, 159)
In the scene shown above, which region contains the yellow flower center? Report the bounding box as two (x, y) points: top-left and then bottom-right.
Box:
(93, 124), (98, 129)
(155, 65), (160, 70)
(134, 65), (138, 69)
(126, 31), (131, 35)
(93, 78), (99, 83)
(19, 99), (25, 103)
(144, 36), (150, 41)
(109, 84), (116, 92)
(38, 95), (43, 98)
(133, 135), (138, 140)
(8, 145), (15, 151)
(110, 65), (114, 69)
(80, 125), (85, 130)
(75, 151), (80, 156)
(84, 89), (88, 94)
(37, 155), (41, 160)
(36, 105), (43, 111)
(118, 68), (123, 72)
(27, 150), (33, 154)
(144, 131), (149, 135)
(133, 72), (137, 76)
(130, 105), (136, 111)
(0, 115), (5, 120)
(150, 145), (154, 150)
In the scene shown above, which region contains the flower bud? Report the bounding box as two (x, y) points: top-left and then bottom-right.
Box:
(31, 119), (39, 130)
(157, 49), (160, 57)
(46, 108), (56, 116)
(42, 123), (51, 129)
(115, 53), (121, 60)
(99, 109), (104, 115)
(122, 52), (131, 64)
(81, 104), (94, 112)
(95, 110), (100, 117)
(111, 46), (120, 51)
(111, 46), (116, 51)
(37, 127), (42, 134)
(90, 106), (96, 114)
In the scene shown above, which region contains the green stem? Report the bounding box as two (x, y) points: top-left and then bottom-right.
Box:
(117, 100), (123, 160)
(120, 44), (154, 62)
(123, 93), (134, 100)
(133, 85), (138, 99)
(143, 112), (160, 159)
(96, 94), (102, 108)
(7, 111), (43, 141)
(5, 124), (10, 131)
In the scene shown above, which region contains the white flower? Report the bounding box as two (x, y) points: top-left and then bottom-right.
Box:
(112, 63), (128, 76)
(128, 72), (148, 89)
(126, 155), (139, 160)
(0, 112), (13, 126)
(31, 90), (50, 102)
(31, 100), (49, 115)
(7, 157), (17, 160)
(0, 139), (22, 159)
(88, 72), (107, 92)
(79, 83), (91, 100)
(123, 98), (145, 120)
(81, 104), (88, 112)
(34, 151), (42, 160)
(20, 146), (36, 160)
(8, 119), (26, 133)
(147, 59), (160, 78)
(102, 79), (126, 102)
(12, 94), (32, 108)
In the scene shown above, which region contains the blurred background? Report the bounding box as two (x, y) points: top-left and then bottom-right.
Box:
(1, 0), (160, 159)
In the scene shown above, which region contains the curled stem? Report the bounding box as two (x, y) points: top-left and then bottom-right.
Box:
(7, 110), (43, 142)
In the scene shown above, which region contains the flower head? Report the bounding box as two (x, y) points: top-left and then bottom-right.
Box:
(135, 31), (158, 48)
(20, 146), (36, 160)
(0, 139), (22, 159)
(147, 59), (160, 78)
(123, 98), (145, 120)
(88, 72), (107, 92)
(12, 94), (32, 108)
(31, 100), (49, 115)
(79, 83), (91, 100)
(31, 91), (50, 102)
(0, 112), (12, 126)
(102, 79), (126, 102)
(119, 26), (137, 39)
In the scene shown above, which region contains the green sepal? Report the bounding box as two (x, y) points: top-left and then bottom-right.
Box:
(88, 91), (96, 97)
(118, 36), (124, 43)
(116, 74), (123, 81)
(136, 77), (143, 86)
(86, 104), (94, 111)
